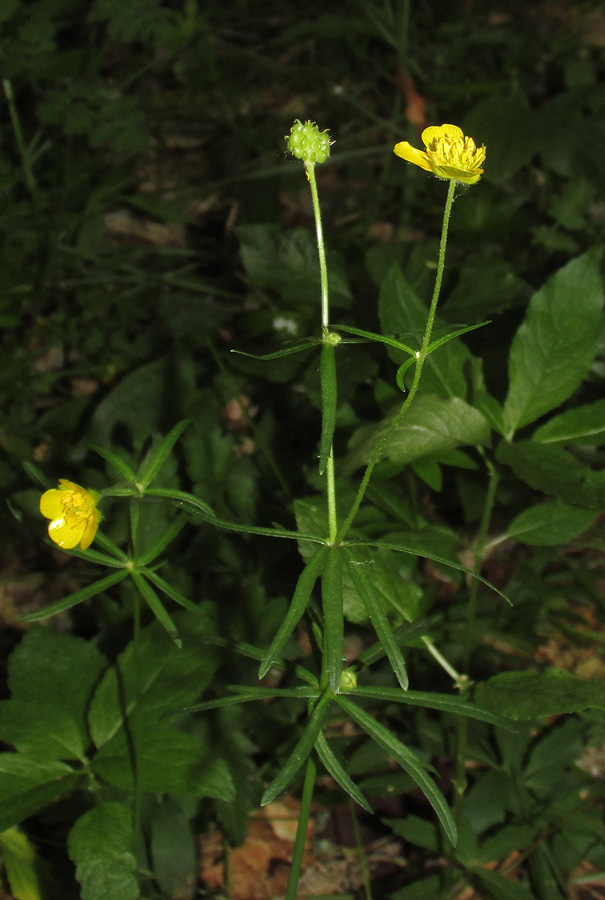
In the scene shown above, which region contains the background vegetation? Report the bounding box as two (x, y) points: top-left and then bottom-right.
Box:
(1, 1), (604, 899)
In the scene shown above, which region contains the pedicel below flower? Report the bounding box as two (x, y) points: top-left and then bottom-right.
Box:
(40, 479), (101, 550)
(394, 124), (486, 185)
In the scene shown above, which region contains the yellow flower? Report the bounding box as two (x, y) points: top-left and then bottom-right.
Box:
(394, 124), (486, 185)
(40, 480), (101, 550)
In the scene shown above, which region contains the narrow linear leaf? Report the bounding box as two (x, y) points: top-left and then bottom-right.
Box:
(168, 685), (320, 717)
(136, 514), (189, 566)
(259, 544), (328, 678)
(353, 539), (511, 605)
(333, 323), (415, 356)
(138, 419), (192, 489)
(350, 687), (516, 730)
(144, 569), (203, 615)
(145, 487), (214, 517)
(345, 552), (408, 689)
(336, 695), (457, 846)
(261, 691), (332, 806)
(426, 320), (490, 353)
(89, 444), (137, 482)
(227, 686), (320, 700)
(315, 732), (372, 813)
(319, 343), (337, 475)
(131, 572), (181, 646)
(232, 338), (320, 361)
(21, 570), (129, 622)
(159, 495), (325, 544)
(322, 547), (344, 694)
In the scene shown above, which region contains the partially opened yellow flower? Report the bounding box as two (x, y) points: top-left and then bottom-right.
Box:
(394, 124), (486, 185)
(40, 480), (101, 550)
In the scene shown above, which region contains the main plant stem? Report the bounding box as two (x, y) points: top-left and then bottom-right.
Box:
(307, 160), (338, 543)
(336, 178), (457, 545)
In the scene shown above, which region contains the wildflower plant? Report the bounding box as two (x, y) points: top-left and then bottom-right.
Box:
(4, 110), (604, 900)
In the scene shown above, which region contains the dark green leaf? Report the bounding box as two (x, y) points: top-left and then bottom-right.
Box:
(503, 251), (604, 439)
(532, 398), (605, 446)
(497, 440), (605, 509)
(0, 756), (80, 831)
(89, 609), (219, 748)
(475, 669), (605, 719)
(91, 726), (234, 799)
(67, 803), (139, 900)
(473, 868), (538, 900)
(346, 394), (490, 473)
(506, 500), (596, 546)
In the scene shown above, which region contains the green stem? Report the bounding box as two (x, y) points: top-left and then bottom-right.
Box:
(306, 162), (330, 334)
(336, 178), (457, 545)
(463, 456), (499, 670)
(2, 79), (37, 198)
(350, 800), (373, 900)
(131, 588), (143, 872)
(306, 160), (338, 541)
(284, 755), (316, 900)
(451, 456), (499, 835)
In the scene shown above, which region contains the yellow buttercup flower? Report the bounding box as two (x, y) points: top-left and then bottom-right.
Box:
(40, 480), (101, 550)
(394, 124), (486, 185)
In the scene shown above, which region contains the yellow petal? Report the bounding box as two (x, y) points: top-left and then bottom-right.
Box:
(40, 489), (67, 520)
(421, 124), (463, 149)
(79, 513), (99, 550)
(58, 479), (82, 492)
(393, 141), (433, 172)
(48, 516), (86, 550)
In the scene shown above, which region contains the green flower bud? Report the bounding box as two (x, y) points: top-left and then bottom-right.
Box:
(339, 668), (357, 691)
(286, 119), (331, 165)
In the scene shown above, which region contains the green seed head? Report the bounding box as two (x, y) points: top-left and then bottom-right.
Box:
(286, 119), (331, 165)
